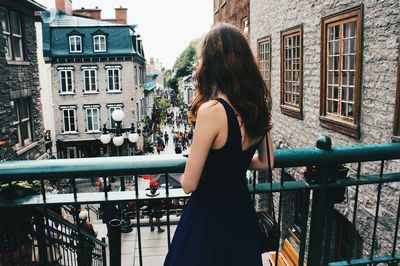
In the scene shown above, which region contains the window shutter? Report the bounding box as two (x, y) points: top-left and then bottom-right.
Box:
(96, 70), (99, 92)
(119, 69), (122, 92)
(75, 110), (78, 132)
(61, 114), (64, 133)
(82, 70), (85, 93)
(106, 71), (109, 92)
(84, 108), (87, 132)
(58, 71), (61, 94)
(72, 71), (75, 93)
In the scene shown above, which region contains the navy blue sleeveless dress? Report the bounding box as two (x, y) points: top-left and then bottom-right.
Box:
(164, 98), (262, 266)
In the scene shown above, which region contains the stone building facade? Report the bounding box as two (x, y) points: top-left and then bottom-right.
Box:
(213, 0), (250, 40)
(0, 0), (47, 161)
(41, 3), (146, 158)
(250, 0), (399, 261)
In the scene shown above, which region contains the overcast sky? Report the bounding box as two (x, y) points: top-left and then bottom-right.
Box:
(36, 0), (213, 69)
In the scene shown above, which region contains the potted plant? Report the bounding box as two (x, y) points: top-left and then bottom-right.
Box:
(149, 180), (159, 195)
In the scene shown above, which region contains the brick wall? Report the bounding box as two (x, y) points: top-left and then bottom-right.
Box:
(250, 0), (399, 259)
(0, 10), (45, 161)
(214, 0), (250, 40)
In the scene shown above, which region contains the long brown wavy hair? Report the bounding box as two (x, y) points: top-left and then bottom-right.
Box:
(191, 23), (272, 138)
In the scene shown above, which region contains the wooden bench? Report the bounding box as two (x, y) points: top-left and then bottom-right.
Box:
(266, 239), (306, 266)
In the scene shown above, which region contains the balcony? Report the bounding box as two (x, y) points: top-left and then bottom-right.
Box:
(0, 136), (399, 266)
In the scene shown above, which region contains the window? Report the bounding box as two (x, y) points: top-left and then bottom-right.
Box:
(13, 98), (32, 147)
(69, 35), (82, 53)
(320, 6), (362, 138)
(93, 35), (106, 52)
(108, 106), (122, 129)
(85, 106), (100, 132)
(135, 66), (138, 87)
(393, 47), (400, 141)
(106, 65), (122, 92)
(242, 17), (249, 33)
(82, 66), (98, 93)
(58, 67), (74, 94)
(0, 8), (23, 61)
(61, 106), (77, 133)
(280, 25), (303, 119)
(258, 36), (271, 92)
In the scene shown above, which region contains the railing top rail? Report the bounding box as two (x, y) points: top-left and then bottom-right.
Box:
(0, 142), (399, 179)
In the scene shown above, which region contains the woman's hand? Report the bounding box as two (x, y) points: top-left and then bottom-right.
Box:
(249, 131), (274, 171)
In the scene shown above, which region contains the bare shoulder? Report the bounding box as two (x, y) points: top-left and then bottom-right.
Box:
(198, 100), (224, 118)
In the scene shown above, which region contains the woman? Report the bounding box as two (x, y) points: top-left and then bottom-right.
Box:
(164, 23), (274, 266)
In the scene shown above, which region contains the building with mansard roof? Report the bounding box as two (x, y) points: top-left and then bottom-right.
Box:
(40, 0), (146, 158)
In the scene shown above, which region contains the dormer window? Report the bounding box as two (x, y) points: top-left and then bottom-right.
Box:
(69, 35), (82, 53)
(93, 35), (106, 52)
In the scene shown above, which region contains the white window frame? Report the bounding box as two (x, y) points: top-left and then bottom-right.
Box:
(69, 35), (82, 53)
(61, 107), (78, 133)
(13, 98), (32, 148)
(93, 35), (106, 52)
(108, 106), (122, 129)
(85, 107), (100, 132)
(58, 68), (75, 94)
(106, 66), (122, 92)
(82, 67), (98, 93)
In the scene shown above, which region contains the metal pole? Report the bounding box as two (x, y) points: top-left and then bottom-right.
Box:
(101, 237), (107, 266)
(307, 136), (336, 266)
(108, 219), (121, 266)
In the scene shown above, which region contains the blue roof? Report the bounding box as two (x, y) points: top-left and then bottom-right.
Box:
(145, 80), (156, 92)
(146, 73), (158, 78)
(41, 10), (143, 59)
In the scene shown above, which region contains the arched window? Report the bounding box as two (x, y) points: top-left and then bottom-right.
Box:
(93, 35), (106, 52)
(69, 35), (82, 53)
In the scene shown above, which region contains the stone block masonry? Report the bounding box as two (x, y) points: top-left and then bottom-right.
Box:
(0, 11), (45, 161)
(250, 0), (399, 260)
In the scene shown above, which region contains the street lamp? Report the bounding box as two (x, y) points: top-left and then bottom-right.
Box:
(99, 109), (139, 233)
(100, 109), (139, 189)
(100, 109), (139, 148)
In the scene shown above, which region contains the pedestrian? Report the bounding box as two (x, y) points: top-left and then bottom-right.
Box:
(156, 142), (162, 155)
(77, 211), (98, 266)
(99, 187), (119, 236)
(164, 23), (273, 266)
(148, 199), (165, 233)
(174, 142), (182, 154)
(164, 131), (169, 145)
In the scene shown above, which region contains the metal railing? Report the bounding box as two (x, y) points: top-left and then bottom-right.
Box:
(0, 136), (399, 266)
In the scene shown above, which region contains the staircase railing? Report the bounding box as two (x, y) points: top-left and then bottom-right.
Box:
(32, 207), (107, 265)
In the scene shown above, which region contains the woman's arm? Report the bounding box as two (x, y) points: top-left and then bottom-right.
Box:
(248, 131), (274, 171)
(181, 101), (221, 194)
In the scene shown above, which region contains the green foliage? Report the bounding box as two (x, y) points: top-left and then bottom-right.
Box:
(154, 96), (171, 122)
(0, 180), (41, 198)
(173, 39), (199, 78)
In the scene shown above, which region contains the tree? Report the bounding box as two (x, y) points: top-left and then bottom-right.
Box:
(173, 39), (199, 78)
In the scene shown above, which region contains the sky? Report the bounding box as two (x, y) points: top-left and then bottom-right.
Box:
(36, 0), (214, 69)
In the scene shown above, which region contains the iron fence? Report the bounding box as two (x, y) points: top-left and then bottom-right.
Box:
(0, 136), (399, 266)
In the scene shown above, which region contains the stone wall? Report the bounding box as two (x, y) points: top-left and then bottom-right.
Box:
(250, 0), (399, 259)
(0, 9), (45, 161)
(214, 0), (250, 40)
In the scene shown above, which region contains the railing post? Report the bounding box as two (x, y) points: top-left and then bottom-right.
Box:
(109, 219), (121, 266)
(307, 136), (336, 266)
(33, 211), (48, 263)
(101, 237), (107, 266)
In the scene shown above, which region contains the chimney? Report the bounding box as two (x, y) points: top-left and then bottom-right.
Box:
(56, 0), (72, 16)
(115, 6), (127, 24)
(73, 6), (102, 20)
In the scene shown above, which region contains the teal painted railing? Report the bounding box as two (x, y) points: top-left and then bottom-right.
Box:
(0, 137), (399, 266)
